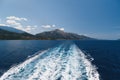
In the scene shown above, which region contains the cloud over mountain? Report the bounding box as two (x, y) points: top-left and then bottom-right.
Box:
(41, 25), (56, 29)
(41, 24), (64, 32)
(0, 16), (37, 33)
(59, 28), (64, 31)
(0, 16), (65, 34)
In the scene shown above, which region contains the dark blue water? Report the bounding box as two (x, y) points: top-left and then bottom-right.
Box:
(0, 40), (120, 80)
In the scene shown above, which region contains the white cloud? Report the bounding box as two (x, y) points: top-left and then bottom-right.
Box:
(0, 19), (9, 26)
(41, 25), (56, 29)
(0, 24), (9, 26)
(6, 16), (27, 30)
(25, 26), (32, 31)
(52, 25), (56, 27)
(25, 25), (37, 32)
(6, 19), (24, 31)
(59, 28), (64, 31)
(5, 16), (37, 33)
(0, 16), (65, 34)
(6, 20), (21, 27)
(41, 24), (65, 32)
(6, 16), (27, 21)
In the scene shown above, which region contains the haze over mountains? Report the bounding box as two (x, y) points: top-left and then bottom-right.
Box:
(0, 26), (93, 40)
(0, 26), (34, 40)
(0, 26), (25, 33)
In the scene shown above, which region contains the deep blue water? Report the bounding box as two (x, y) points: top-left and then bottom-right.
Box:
(0, 40), (120, 80)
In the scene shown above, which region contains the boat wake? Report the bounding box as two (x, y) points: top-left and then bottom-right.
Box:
(0, 43), (100, 80)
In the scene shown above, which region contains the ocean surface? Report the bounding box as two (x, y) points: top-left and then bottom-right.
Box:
(0, 40), (120, 80)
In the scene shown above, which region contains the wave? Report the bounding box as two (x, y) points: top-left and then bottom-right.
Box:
(0, 43), (100, 80)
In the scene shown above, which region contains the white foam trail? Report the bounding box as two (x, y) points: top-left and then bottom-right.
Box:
(0, 43), (100, 80)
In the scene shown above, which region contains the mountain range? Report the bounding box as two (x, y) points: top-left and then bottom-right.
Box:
(0, 26), (25, 33)
(0, 26), (34, 40)
(36, 29), (93, 40)
(0, 26), (94, 40)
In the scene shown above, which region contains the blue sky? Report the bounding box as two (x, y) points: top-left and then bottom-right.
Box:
(0, 0), (120, 39)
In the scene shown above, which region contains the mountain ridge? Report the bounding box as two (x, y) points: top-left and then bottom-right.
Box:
(0, 26), (25, 33)
(0, 26), (34, 40)
(36, 29), (94, 40)
(0, 26), (95, 40)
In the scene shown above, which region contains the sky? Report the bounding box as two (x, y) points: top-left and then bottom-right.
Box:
(0, 0), (120, 40)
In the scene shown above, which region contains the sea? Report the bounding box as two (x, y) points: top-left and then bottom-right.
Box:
(0, 40), (120, 80)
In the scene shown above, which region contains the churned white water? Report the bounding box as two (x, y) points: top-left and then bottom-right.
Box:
(0, 43), (100, 80)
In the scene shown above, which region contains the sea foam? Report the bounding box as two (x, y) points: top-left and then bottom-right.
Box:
(0, 43), (100, 80)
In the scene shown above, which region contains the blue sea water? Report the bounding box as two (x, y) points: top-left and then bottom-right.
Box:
(0, 40), (120, 80)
